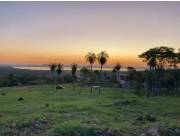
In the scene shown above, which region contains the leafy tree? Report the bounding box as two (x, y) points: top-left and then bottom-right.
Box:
(139, 46), (177, 70)
(139, 46), (180, 97)
(71, 63), (78, 91)
(85, 51), (96, 93)
(139, 48), (158, 70)
(156, 46), (174, 69)
(167, 50), (180, 69)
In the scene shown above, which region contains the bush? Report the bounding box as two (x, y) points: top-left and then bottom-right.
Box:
(145, 114), (157, 122)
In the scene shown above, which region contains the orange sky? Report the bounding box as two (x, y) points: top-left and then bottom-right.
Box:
(0, 2), (180, 67)
(0, 52), (145, 66)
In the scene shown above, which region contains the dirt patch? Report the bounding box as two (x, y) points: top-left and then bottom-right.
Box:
(0, 119), (50, 135)
(140, 123), (160, 136)
(160, 127), (180, 136)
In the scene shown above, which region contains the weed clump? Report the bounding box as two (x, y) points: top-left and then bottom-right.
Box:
(45, 103), (49, 108)
(145, 114), (157, 122)
(1, 93), (6, 96)
(113, 99), (138, 107)
(136, 114), (157, 123)
(18, 97), (24, 101)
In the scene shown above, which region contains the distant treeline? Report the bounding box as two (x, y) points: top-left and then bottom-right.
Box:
(0, 46), (179, 97)
(0, 66), (50, 87)
(0, 66), (114, 87)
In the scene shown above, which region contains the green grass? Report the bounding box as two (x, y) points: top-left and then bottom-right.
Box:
(0, 84), (180, 135)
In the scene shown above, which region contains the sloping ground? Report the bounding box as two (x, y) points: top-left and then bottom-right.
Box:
(0, 85), (180, 135)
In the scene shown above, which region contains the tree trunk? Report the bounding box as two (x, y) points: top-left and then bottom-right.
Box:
(101, 65), (103, 81)
(51, 72), (54, 92)
(90, 64), (92, 94)
(52, 71), (55, 92)
(147, 72), (152, 98)
(73, 76), (75, 91)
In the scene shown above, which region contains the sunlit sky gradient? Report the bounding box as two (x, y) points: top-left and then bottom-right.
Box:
(0, 1), (180, 67)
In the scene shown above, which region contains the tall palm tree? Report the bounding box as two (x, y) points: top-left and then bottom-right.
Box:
(97, 51), (109, 81)
(56, 63), (63, 89)
(85, 51), (96, 93)
(49, 63), (57, 91)
(71, 63), (78, 91)
(85, 52), (96, 72)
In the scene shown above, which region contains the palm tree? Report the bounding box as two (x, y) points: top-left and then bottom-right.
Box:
(71, 63), (78, 91)
(49, 63), (57, 91)
(56, 63), (63, 87)
(85, 52), (96, 72)
(97, 51), (109, 81)
(85, 51), (96, 93)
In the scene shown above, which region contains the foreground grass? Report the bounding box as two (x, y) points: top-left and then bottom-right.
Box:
(0, 84), (180, 135)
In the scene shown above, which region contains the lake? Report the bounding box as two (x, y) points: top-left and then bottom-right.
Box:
(13, 65), (146, 71)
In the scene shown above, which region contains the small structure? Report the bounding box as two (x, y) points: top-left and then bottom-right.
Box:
(91, 86), (101, 95)
(116, 72), (131, 88)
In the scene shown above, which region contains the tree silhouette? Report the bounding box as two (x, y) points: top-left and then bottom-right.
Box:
(56, 63), (63, 87)
(139, 48), (158, 70)
(49, 63), (57, 91)
(127, 66), (135, 71)
(85, 51), (96, 93)
(139, 46), (180, 97)
(97, 51), (109, 81)
(178, 49), (180, 63)
(167, 50), (179, 69)
(71, 63), (78, 91)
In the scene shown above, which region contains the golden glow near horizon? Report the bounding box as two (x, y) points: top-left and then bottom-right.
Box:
(0, 2), (180, 67)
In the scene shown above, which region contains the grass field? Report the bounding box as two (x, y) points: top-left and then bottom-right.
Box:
(0, 84), (180, 135)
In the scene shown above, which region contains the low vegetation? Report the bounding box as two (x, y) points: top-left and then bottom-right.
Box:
(0, 85), (180, 135)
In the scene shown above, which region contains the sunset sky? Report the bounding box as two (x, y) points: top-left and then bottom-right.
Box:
(0, 1), (180, 67)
